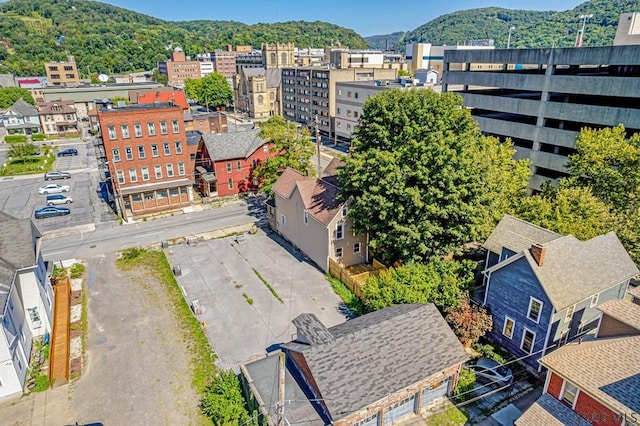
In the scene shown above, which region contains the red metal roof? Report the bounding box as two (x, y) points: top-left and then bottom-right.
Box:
(137, 91), (189, 110)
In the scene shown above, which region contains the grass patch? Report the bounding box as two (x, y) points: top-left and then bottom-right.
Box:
(325, 274), (365, 317)
(0, 153), (55, 176)
(70, 263), (86, 279)
(81, 280), (88, 366)
(252, 268), (283, 303)
(52, 264), (67, 278)
(425, 406), (468, 426)
(242, 293), (254, 305)
(116, 248), (217, 394)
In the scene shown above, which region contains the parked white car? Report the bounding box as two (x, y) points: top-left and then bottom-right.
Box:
(38, 184), (70, 194)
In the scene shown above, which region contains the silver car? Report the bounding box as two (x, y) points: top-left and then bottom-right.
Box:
(466, 357), (513, 387)
(38, 184), (70, 194)
(46, 194), (73, 205)
(44, 170), (71, 180)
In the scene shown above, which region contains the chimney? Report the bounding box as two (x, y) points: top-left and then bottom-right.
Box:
(530, 243), (546, 266)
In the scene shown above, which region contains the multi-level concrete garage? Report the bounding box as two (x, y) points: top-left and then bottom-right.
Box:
(442, 45), (640, 191)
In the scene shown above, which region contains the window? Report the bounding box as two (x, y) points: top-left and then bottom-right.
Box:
(263, 145), (268, 152)
(258, 95), (264, 105)
(134, 123), (142, 137)
(503, 317), (515, 339)
(342, 206), (347, 217)
(160, 121), (168, 134)
(347, 110), (352, 117)
(565, 305), (575, 323)
(163, 142), (171, 156)
(252, 159), (257, 169)
(335, 247), (343, 258)
(561, 381), (579, 407)
(121, 125), (130, 139)
(226, 162), (232, 173)
(172, 119), (180, 133)
(175, 141), (183, 155)
(112, 148), (121, 162)
(236, 161), (242, 171)
(141, 167), (150, 181)
(125, 146), (133, 161)
(151, 144), (159, 157)
(280, 214), (286, 226)
(337, 107), (341, 114)
(166, 163), (174, 177)
(147, 122), (156, 136)
(154, 165), (162, 179)
(129, 168), (138, 183)
(590, 294), (599, 308)
(354, 111), (359, 118)
(116, 170), (125, 184)
(355, 92), (359, 99)
(178, 162), (185, 176)
(303, 210), (308, 224)
(228, 178), (233, 189)
(335, 222), (344, 240)
(521, 329), (535, 353)
(347, 91), (352, 98)
(137, 145), (146, 159)
(107, 125), (116, 140)
(527, 297), (543, 323)
(353, 242), (361, 254)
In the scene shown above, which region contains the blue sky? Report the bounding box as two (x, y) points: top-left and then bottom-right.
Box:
(97, 0), (586, 36)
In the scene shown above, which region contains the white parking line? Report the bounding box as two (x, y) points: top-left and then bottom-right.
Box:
(45, 250), (68, 257)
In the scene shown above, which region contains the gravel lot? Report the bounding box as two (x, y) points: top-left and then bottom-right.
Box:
(70, 254), (203, 425)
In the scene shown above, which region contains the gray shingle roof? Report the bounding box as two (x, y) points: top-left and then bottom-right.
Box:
(515, 393), (590, 426)
(525, 233), (639, 310)
(243, 68), (265, 79)
(597, 299), (640, 332)
(292, 313), (335, 345)
(0, 212), (37, 315)
(201, 129), (265, 161)
(10, 98), (38, 117)
(286, 304), (469, 420)
(483, 214), (561, 255)
(186, 130), (203, 146)
(539, 336), (640, 416)
(265, 68), (281, 88)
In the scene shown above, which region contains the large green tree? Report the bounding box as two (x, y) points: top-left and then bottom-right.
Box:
(515, 183), (613, 241)
(184, 73), (233, 108)
(363, 259), (475, 314)
(338, 89), (529, 264)
(0, 87), (36, 108)
(253, 116), (316, 195)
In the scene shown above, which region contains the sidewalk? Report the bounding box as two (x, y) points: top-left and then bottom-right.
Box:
(473, 386), (542, 426)
(0, 384), (74, 426)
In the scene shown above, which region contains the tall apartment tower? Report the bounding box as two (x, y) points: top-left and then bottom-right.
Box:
(44, 55), (80, 87)
(262, 43), (295, 68)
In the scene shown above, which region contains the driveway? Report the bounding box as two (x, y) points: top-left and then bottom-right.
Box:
(168, 230), (349, 369)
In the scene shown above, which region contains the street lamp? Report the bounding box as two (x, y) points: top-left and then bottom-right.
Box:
(507, 26), (515, 49)
(575, 14), (593, 47)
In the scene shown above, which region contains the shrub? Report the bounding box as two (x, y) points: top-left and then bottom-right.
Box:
(120, 247), (148, 261)
(471, 342), (508, 365)
(455, 368), (476, 402)
(200, 370), (250, 425)
(70, 263), (86, 279)
(4, 135), (27, 143)
(445, 297), (493, 347)
(31, 133), (46, 141)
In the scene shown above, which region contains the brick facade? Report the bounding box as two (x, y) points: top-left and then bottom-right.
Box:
(98, 103), (193, 217)
(574, 390), (623, 426)
(547, 372), (564, 399)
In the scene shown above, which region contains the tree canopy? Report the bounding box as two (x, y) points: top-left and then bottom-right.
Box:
(0, 87), (36, 108)
(362, 259), (475, 314)
(253, 116), (316, 195)
(338, 89), (529, 264)
(0, 0), (367, 76)
(184, 73), (233, 108)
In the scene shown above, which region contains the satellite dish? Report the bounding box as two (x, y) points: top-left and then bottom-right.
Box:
(98, 74), (109, 83)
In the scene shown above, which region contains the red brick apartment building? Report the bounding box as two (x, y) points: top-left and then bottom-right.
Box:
(97, 103), (193, 218)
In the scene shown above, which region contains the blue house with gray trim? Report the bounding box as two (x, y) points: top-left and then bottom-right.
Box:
(481, 215), (638, 371)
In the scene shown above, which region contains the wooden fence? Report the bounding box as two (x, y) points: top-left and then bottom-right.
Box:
(328, 259), (386, 300)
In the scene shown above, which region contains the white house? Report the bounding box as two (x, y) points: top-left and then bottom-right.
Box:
(0, 212), (53, 402)
(0, 98), (42, 136)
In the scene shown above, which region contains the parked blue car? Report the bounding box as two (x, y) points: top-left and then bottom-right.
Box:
(34, 206), (71, 219)
(57, 148), (78, 157)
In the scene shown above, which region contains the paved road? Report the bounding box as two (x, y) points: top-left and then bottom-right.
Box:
(40, 201), (257, 261)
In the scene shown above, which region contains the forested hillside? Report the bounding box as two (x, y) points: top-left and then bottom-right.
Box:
(367, 0), (640, 51)
(0, 0), (368, 76)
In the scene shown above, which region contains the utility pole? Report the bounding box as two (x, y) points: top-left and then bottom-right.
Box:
(315, 114), (321, 176)
(277, 352), (286, 426)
